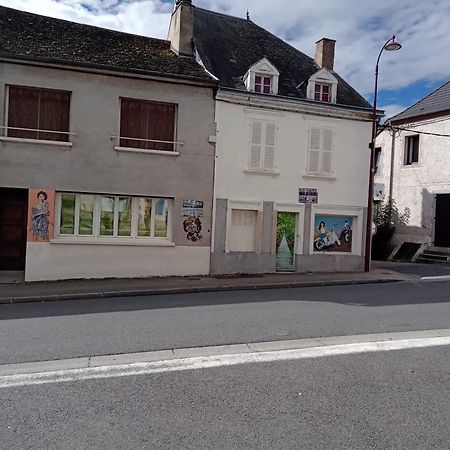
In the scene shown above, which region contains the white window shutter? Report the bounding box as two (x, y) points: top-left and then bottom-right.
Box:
(250, 121), (263, 168)
(263, 122), (276, 169)
(308, 127), (321, 173)
(322, 128), (333, 174)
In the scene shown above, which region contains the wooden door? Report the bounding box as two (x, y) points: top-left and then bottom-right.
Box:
(0, 189), (28, 270)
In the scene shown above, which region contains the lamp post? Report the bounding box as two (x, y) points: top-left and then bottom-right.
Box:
(364, 35), (402, 272)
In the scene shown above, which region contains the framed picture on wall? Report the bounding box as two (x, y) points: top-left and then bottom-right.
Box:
(313, 214), (353, 253)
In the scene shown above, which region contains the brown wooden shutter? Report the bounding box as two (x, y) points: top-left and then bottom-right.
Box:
(39, 90), (70, 141)
(120, 98), (149, 149)
(147, 102), (176, 151)
(7, 86), (39, 139)
(120, 99), (176, 151)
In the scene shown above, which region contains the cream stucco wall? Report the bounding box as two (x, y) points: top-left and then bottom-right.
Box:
(375, 117), (450, 246)
(25, 243), (210, 281)
(215, 100), (372, 207)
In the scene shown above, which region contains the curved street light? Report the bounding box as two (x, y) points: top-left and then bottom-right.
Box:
(365, 35), (402, 272)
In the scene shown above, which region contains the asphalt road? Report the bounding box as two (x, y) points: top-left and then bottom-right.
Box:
(0, 345), (448, 449)
(0, 280), (449, 364)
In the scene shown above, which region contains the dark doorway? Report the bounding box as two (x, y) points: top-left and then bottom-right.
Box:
(434, 194), (450, 247)
(0, 188), (28, 270)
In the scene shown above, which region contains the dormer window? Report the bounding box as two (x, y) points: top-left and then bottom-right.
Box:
(314, 83), (331, 102)
(307, 68), (338, 104)
(255, 75), (272, 94)
(244, 57), (280, 96)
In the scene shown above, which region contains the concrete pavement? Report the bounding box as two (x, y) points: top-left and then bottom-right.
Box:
(0, 267), (409, 304)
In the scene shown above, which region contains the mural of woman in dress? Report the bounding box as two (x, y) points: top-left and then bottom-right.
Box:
(31, 191), (50, 240)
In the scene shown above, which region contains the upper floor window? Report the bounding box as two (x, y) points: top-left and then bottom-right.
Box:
(243, 57), (280, 96)
(314, 83), (331, 102)
(6, 85), (70, 142)
(249, 119), (277, 172)
(119, 98), (177, 152)
(306, 69), (338, 104)
(254, 75), (272, 94)
(374, 147), (382, 174)
(307, 126), (334, 175)
(404, 135), (419, 165)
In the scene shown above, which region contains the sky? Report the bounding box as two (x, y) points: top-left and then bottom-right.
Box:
(1, 0), (449, 119)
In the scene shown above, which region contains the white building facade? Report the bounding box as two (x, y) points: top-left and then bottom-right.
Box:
(169, 1), (374, 274)
(375, 80), (450, 250)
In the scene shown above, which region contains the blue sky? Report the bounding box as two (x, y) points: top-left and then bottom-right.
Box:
(1, 0), (449, 119)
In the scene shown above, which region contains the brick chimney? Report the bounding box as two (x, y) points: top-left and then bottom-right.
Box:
(168, 0), (194, 57)
(314, 38), (336, 70)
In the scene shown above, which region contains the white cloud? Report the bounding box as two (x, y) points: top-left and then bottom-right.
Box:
(380, 104), (408, 122)
(0, 0), (448, 105)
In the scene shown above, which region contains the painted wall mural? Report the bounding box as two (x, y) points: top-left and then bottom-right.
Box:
(183, 217), (203, 242)
(276, 212), (296, 271)
(313, 214), (353, 253)
(27, 189), (55, 242)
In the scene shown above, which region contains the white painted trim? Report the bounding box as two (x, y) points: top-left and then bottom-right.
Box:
(114, 146), (180, 156)
(0, 136), (73, 147)
(216, 91), (373, 122)
(243, 169), (280, 177)
(227, 200), (264, 211)
(50, 238), (175, 247)
(302, 174), (336, 181)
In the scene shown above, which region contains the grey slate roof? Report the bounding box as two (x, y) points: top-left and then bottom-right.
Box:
(0, 6), (213, 83)
(193, 7), (371, 109)
(390, 80), (450, 123)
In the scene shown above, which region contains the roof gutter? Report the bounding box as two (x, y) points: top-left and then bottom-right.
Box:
(216, 87), (379, 121)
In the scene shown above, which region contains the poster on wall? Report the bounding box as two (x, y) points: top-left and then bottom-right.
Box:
(313, 214), (353, 253)
(299, 188), (318, 204)
(27, 189), (55, 242)
(181, 200), (204, 218)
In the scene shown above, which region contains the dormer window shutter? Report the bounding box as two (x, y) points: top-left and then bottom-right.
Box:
(308, 127), (321, 173)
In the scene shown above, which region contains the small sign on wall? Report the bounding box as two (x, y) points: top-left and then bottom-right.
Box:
(27, 189), (55, 242)
(299, 188), (318, 204)
(181, 200), (204, 218)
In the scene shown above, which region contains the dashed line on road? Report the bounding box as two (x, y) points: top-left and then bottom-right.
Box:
(0, 329), (449, 389)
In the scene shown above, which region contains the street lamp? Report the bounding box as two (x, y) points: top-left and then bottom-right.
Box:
(364, 35), (402, 272)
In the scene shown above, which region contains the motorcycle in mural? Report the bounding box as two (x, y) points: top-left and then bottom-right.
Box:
(313, 217), (353, 252)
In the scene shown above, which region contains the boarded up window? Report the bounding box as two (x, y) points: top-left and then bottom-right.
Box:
(228, 209), (257, 252)
(120, 98), (176, 151)
(307, 126), (334, 175)
(249, 119), (277, 170)
(7, 86), (70, 141)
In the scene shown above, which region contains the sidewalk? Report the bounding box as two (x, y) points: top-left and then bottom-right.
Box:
(0, 268), (411, 304)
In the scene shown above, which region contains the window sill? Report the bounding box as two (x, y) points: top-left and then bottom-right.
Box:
(244, 168), (280, 177)
(0, 136), (73, 147)
(114, 146), (179, 157)
(401, 163), (421, 168)
(303, 173), (336, 181)
(50, 238), (175, 247)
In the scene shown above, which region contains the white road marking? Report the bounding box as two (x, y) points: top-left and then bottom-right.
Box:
(421, 275), (450, 281)
(0, 335), (449, 388)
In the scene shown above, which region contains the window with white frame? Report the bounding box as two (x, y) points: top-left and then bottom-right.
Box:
(307, 126), (334, 175)
(249, 119), (277, 171)
(314, 83), (331, 102)
(254, 75), (272, 94)
(228, 209), (258, 252)
(57, 193), (170, 240)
